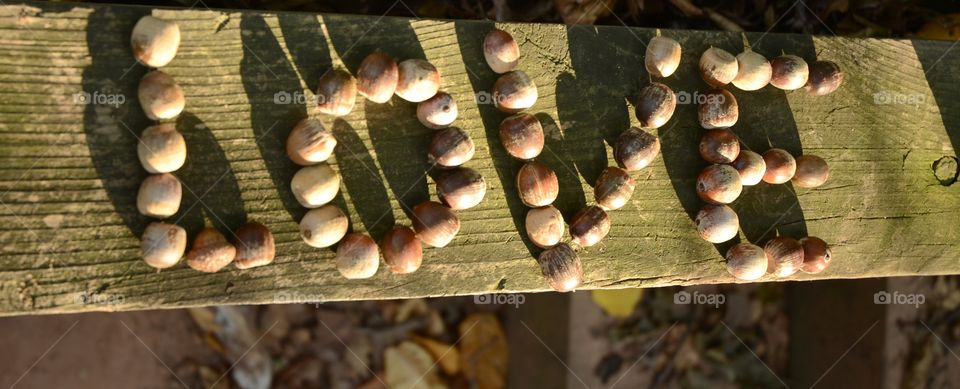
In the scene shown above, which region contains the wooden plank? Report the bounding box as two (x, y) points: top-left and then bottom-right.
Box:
(0, 1), (958, 316)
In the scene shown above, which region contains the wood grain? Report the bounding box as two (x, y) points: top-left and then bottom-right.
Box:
(0, 2), (958, 316)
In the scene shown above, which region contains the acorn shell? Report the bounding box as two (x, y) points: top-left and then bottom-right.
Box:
(300, 204), (349, 248)
(137, 173), (182, 218)
(484, 29), (520, 74)
(291, 164), (341, 208)
(142, 221), (187, 269)
(537, 243), (583, 292)
(138, 124), (186, 174)
(138, 70), (185, 120)
(234, 222), (276, 269)
(700, 47), (738, 87)
(800, 236), (832, 274)
(569, 206), (610, 247)
(187, 228), (236, 273)
(792, 155), (829, 188)
(356, 51), (399, 103)
(699, 129), (740, 164)
(732, 51), (772, 91)
(635, 83), (677, 129)
(731, 150), (766, 186)
(131, 16), (181, 68)
(695, 204), (739, 244)
(525, 205), (565, 249)
(499, 113), (544, 160)
(516, 162), (559, 207)
(614, 127), (661, 171)
(645, 36), (682, 78)
(764, 236), (804, 277)
(770, 55), (809, 90)
(316, 69), (357, 117)
(594, 166), (636, 211)
(412, 201), (461, 248)
(492, 70), (538, 113)
(417, 92), (458, 129)
(725, 243), (768, 280)
(286, 118), (337, 166)
(761, 149), (797, 184)
(698, 89), (738, 129)
(696, 164), (743, 204)
(396, 59), (441, 103)
(805, 60), (843, 96)
(381, 226), (423, 274)
(337, 233), (380, 279)
(436, 167), (487, 210)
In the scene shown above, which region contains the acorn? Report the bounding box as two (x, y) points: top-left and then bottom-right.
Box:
(569, 205), (610, 247)
(436, 167), (487, 210)
(537, 243), (583, 292)
(492, 70), (538, 113)
(336, 233), (380, 279)
(696, 164), (742, 204)
(594, 166), (636, 211)
(764, 236), (804, 277)
(731, 150), (766, 186)
(141, 221), (187, 269)
(138, 70), (185, 120)
(428, 128), (475, 167)
(299, 204), (349, 248)
(483, 28), (520, 74)
(695, 204), (739, 243)
(699, 129), (740, 164)
(731, 50), (772, 91)
(291, 164), (341, 208)
(698, 89), (738, 129)
(805, 60), (843, 96)
(792, 154), (829, 188)
(395, 59), (441, 103)
(138, 123), (186, 174)
(800, 236), (832, 274)
(516, 161), (559, 207)
(412, 201), (461, 248)
(417, 92), (458, 129)
(356, 51), (399, 103)
(614, 127), (661, 171)
(137, 173), (182, 218)
(286, 118), (337, 166)
(381, 226), (423, 274)
(131, 16), (180, 68)
(187, 228), (236, 273)
(234, 222), (275, 269)
(635, 83), (677, 129)
(525, 205), (565, 249)
(769, 55), (809, 90)
(499, 113), (544, 160)
(645, 36), (682, 78)
(761, 149), (796, 184)
(725, 243), (768, 281)
(699, 47), (738, 87)
(316, 69), (357, 117)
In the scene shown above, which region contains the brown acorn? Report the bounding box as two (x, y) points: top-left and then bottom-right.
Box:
(700, 47), (738, 87)
(492, 70), (538, 113)
(792, 155), (829, 188)
(537, 243), (583, 292)
(138, 70), (185, 121)
(762, 149), (796, 184)
(731, 150), (766, 186)
(614, 127), (661, 171)
(187, 228), (237, 273)
(569, 205), (610, 247)
(396, 59), (441, 103)
(131, 16), (180, 68)
(417, 92), (458, 129)
(499, 113), (544, 160)
(594, 166), (636, 211)
(699, 129), (740, 164)
(800, 236), (832, 274)
(137, 173), (182, 218)
(428, 128), (475, 167)
(725, 243), (768, 280)
(764, 236), (804, 277)
(696, 164), (742, 204)
(381, 226), (423, 274)
(412, 201), (461, 248)
(645, 36), (682, 78)
(525, 205), (565, 249)
(316, 69), (357, 116)
(234, 222), (275, 269)
(805, 60), (843, 96)
(141, 222), (187, 269)
(516, 162), (559, 207)
(337, 233), (380, 279)
(356, 51), (399, 103)
(483, 28), (520, 73)
(698, 89), (738, 129)
(770, 55), (809, 90)
(695, 204), (739, 244)
(635, 83), (676, 129)
(436, 167), (487, 210)
(286, 118), (337, 166)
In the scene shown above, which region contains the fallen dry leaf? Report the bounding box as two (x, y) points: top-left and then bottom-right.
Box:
(385, 341), (448, 389)
(413, 335), (461, 376)
(458, 313), (508, 389)
(591, 289), (643, 318)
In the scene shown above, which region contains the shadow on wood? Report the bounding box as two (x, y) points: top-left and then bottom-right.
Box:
(240, 14), (307, 223)
(326, 16), (432, 225)
(331, 119), (394, 239)
(175, 112), (247, 238)
(81, 6), (151, 238)
(914, 40), (960, 186)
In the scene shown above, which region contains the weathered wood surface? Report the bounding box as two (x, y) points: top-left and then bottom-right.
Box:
(0, 2), (958, 316)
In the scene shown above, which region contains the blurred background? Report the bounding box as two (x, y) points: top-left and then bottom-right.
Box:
(3, 0), (960, 388)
